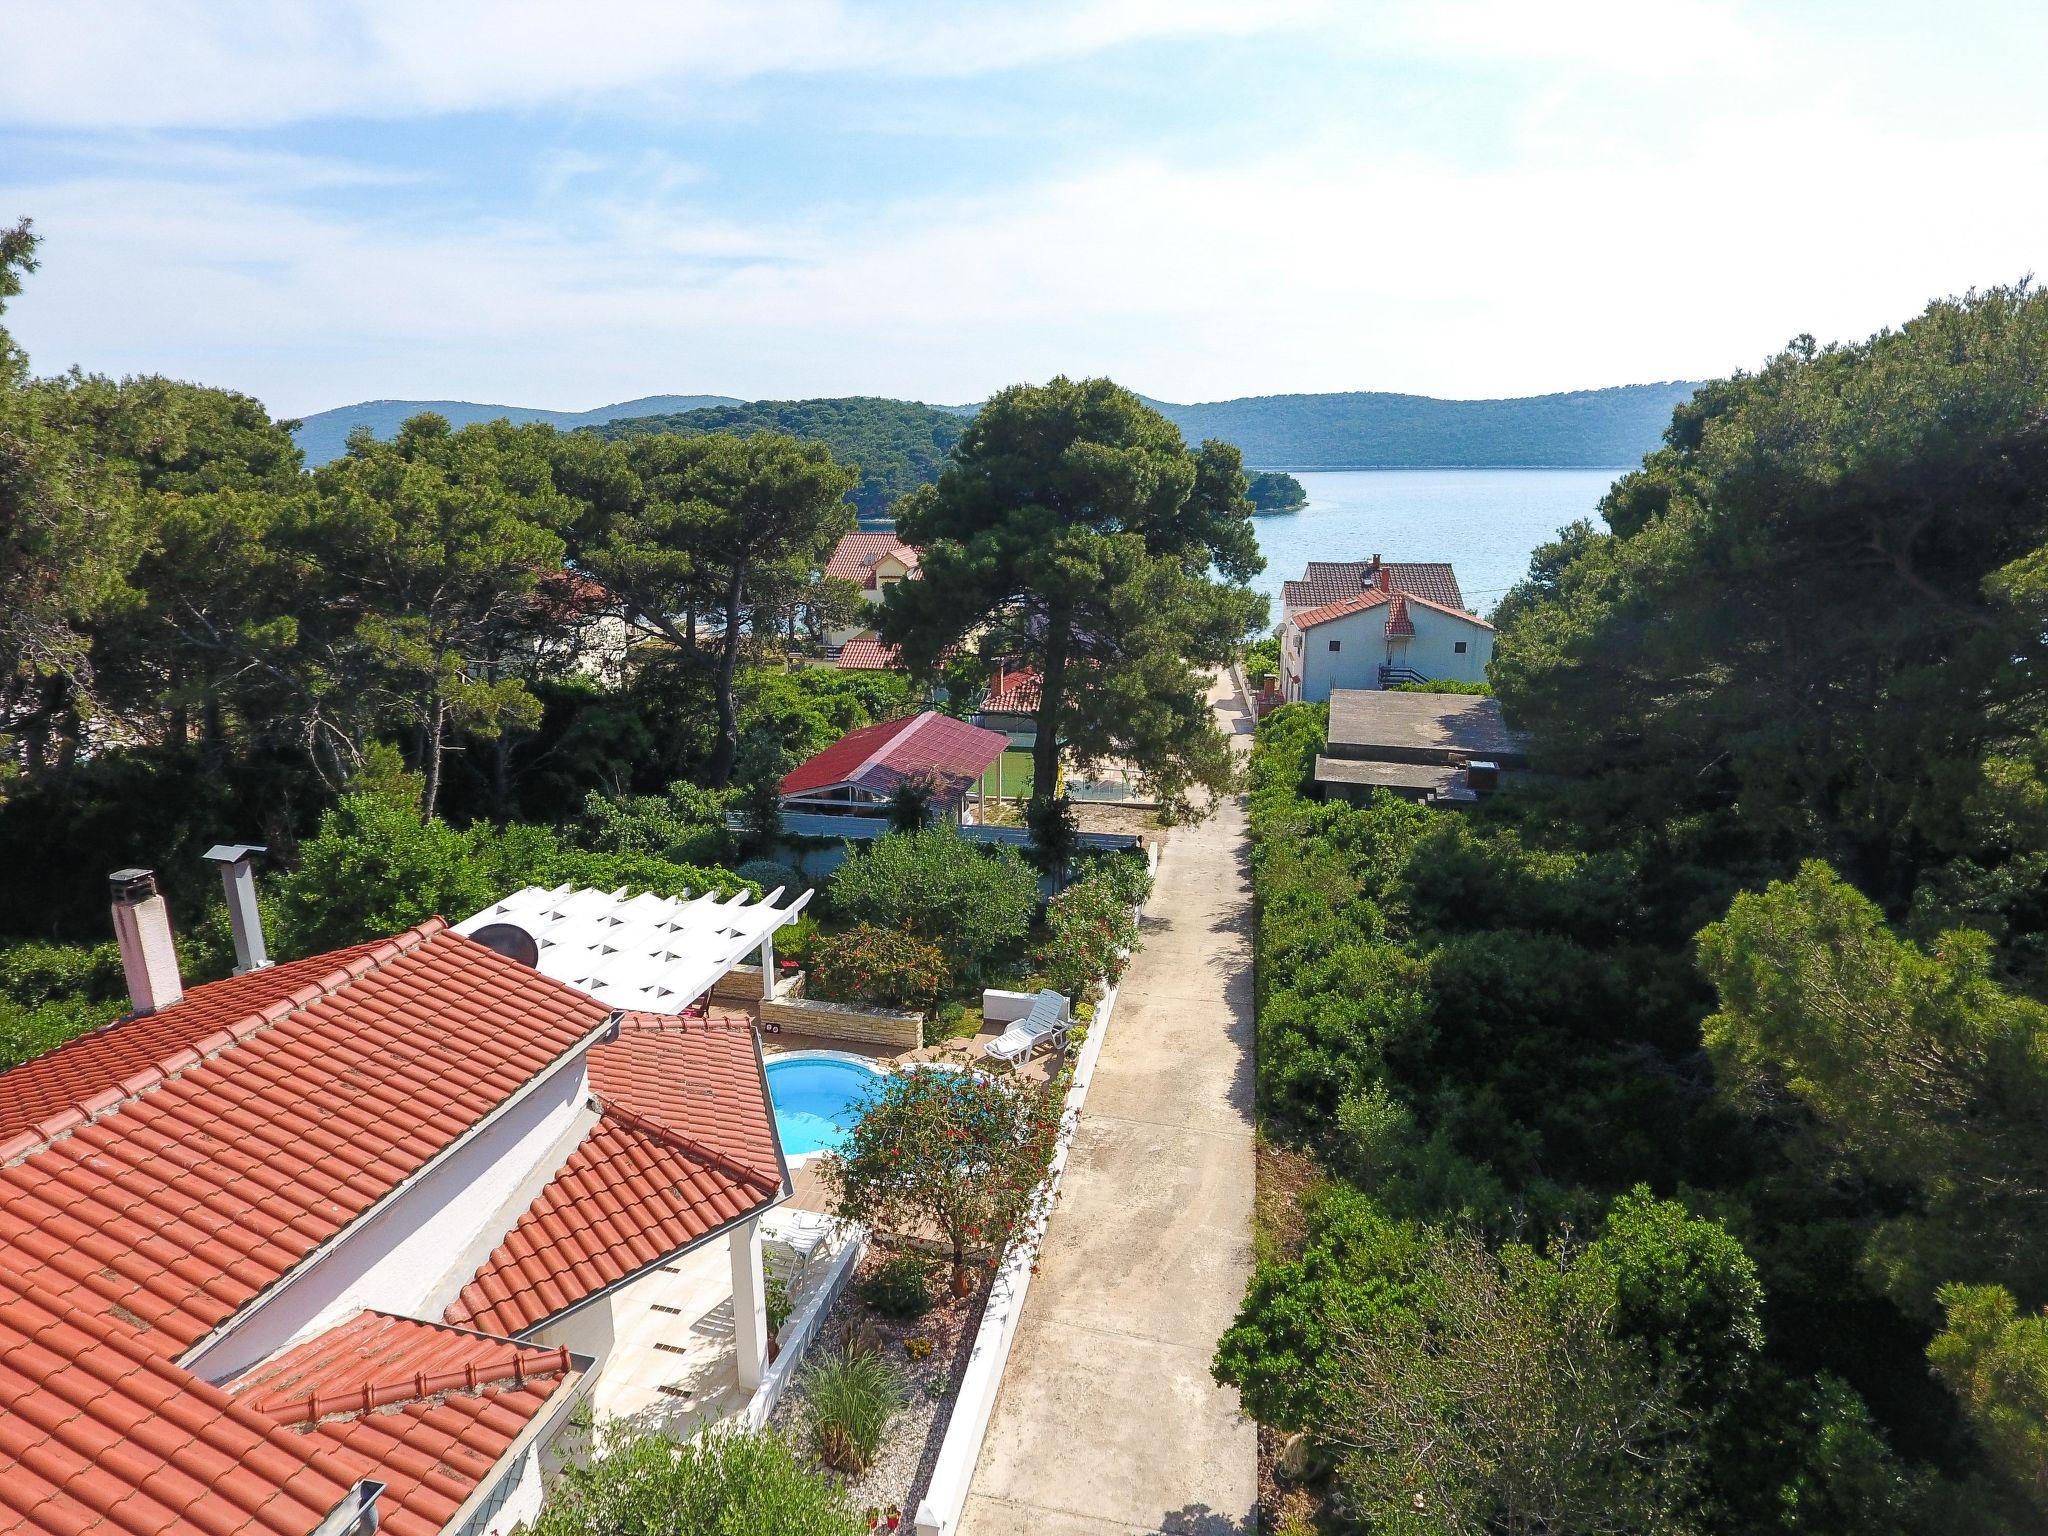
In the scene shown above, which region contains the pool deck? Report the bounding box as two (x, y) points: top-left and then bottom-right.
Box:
(761, 1023), (1064, 1215)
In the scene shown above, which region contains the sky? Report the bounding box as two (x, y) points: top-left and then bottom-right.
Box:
(2, 0), (2045, 421)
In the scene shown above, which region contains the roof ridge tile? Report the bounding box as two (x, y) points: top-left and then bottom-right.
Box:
(599, 1099), (779, 1197)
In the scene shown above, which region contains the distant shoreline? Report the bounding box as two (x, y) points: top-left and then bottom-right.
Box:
(1251, 463), (1635, 473)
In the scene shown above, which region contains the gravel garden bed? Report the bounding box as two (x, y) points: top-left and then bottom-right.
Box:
(769, 1245), (992, 1522)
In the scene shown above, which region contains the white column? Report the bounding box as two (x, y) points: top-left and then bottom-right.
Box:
(759, 932), (776, 1001)
(730, 1217), (768, 1390)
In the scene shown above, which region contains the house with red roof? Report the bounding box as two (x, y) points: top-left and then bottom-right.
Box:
(823, 530), (922, 649)
(780, 710), (1009, 821)
(1280, 563), (1494, 702)
(0, 866), (809, 1536)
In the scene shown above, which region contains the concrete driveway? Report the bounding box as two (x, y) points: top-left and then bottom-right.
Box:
(958, 679), (1257, 1536)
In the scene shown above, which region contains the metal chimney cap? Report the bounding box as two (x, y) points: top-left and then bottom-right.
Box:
(202, 843), (267, 865)
(109, 868), (159, 900)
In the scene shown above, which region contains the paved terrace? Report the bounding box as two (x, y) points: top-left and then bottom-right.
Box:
(959, 674), (1258, 1536)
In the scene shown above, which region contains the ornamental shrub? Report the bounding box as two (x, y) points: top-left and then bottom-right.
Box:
(530, 1424), (862, 1536)
(802, 1342), (905, 1476)
(1033, 871), (1141, 1000)
(859, 1253), (936, 1320)
(828, 829), (1037, 978)
(809, 923), (950, 1014)
(825, 1066), (1062, 1296)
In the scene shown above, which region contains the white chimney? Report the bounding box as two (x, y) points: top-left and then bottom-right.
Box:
(203, 844), (271, 975)
(109, 869), (184, 1015)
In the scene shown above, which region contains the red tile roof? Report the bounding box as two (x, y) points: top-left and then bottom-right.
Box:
(0, 924), (620, 1536)
(0, 920), (612, 1357)
(0, 940), (390, 1146)
(835, 637), (902, 670)
(779, 710), (1008, 802)
(1292, 586), (1493, 633)
(0, 1260), (367, 1536)
(983, 666), (1041, 715)
(1290, 588), (1392, 629)
(824, 532), (921, 589)
(1283, 560), (1464, 612)
(446, 1016), (782, 1337)
(230, 1311), (578, 1536)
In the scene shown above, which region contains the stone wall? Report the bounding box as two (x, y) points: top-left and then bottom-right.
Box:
(761, 996), (923, 1049)
(712, 965), (805, 1003)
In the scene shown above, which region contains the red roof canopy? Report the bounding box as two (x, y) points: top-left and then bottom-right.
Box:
(780, 711), (1008, 803)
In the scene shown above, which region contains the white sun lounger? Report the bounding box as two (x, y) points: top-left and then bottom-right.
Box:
(985, 989), (1069, 1063)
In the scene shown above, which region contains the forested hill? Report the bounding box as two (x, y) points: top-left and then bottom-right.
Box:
(1138, 382), (1704, 469)
(592, 397), (966, 518)
(295, 382), (1704, 488)
(290, 393), (741, 464)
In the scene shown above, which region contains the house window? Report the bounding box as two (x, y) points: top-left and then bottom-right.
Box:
(1454, 640), (1468, 654)
(1328, 639), (1341, 652)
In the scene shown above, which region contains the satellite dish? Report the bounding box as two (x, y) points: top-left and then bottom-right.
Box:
(470, 922), (540, 968)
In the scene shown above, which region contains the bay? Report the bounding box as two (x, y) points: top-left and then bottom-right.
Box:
(1247, 468), (1623, 623)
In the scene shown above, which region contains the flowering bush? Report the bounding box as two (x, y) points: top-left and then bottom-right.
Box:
(810, 923), (950, 1014)
(1033, 868), (1143, 1000)
(824, 1067), (1063, 1295)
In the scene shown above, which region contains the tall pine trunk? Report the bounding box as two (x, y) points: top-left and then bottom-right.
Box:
(705, 566), (748, 788)
(420, 693), (448, 823)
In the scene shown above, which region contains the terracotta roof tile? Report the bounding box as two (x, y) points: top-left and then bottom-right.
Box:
(0, 924), (611, 1357)
(0, 1263), (365, 1536)
(1283, 560), (1464, 612)
(446, 1015), (781, 1337)
(983, 666), (1041, 715)
(0, 941), (389, 1147)
(824, 532), (921, 587)
(835, 637), (902, 670)
(779, 710), (1008, 801)
(1290, 588), (1392, 629)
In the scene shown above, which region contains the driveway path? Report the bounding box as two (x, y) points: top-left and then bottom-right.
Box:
(958, 677), (1257, 1536)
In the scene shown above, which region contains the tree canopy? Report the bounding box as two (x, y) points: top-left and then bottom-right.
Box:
(880, 377), (1266, 818)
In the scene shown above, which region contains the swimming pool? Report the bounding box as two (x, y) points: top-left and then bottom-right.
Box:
(765, 1052), (888, 1158)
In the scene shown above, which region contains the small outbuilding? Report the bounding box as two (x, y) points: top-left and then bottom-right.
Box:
(780, 710), (1010, 819)
(1316, 687), (1531, 805)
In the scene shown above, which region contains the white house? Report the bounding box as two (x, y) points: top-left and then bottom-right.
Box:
(0, 864), (812, 1536)
(1281, 569), (1495, 702)
(824, 530), (922, 648)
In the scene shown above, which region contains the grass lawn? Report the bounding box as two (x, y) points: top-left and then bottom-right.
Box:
(978, 749), (1036, 803)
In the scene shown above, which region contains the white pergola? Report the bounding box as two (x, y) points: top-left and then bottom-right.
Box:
(453, 880), (816, 1394)
(453, 881), (814, 1013)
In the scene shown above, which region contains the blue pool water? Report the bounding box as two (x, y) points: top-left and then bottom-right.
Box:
(765, 1054), (886, 1157)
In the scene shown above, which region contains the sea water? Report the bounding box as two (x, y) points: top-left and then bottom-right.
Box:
(1247, 468), (1624, 624)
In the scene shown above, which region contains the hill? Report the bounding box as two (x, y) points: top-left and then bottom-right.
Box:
(591, 397), (966, 519)
(290, 393), (741, 465)
(1137, 382), (1703, 470)
(289, 381), (1705, 500)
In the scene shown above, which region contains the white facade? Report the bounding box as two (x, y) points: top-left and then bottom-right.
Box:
(1282, 598), (1493, 703)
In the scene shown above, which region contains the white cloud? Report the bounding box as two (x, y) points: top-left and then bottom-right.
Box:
(0, 0), (1324, 129)
(9, 83), (2045, 418)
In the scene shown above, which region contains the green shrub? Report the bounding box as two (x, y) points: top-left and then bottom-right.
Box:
(829, 829), (1037, 979)
(1033, 875), (1140, 1000)
(859, 1254), (936, 1320)
(809, 923), (950, 1014)
(737, 858), (804, 901)
(802, 1342), (906, 1475)
(531, 1425), (861, 1536)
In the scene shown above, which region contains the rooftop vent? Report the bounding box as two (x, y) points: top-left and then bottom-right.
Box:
(203, 843), (271, 975)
